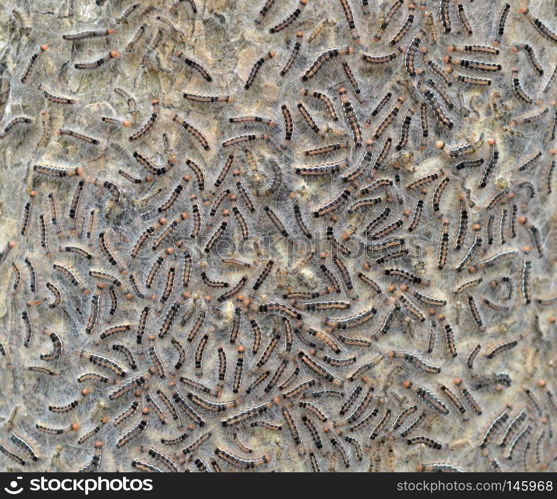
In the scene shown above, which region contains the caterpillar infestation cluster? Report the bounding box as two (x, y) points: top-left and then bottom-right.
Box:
(0, 0), (556, 473)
